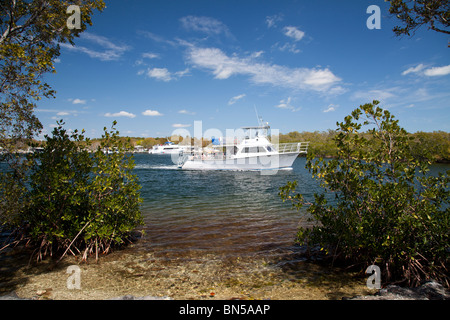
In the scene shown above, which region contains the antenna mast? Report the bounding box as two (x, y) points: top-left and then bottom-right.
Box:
(254, 105), (263, 127)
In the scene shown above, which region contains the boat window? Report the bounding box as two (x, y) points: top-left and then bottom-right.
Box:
(242, 147), (267, 153)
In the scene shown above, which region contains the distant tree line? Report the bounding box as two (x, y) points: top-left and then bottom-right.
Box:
(277, 130), (450, 163)
(90, 130), (450, 163)
(7, 130), (449, 163)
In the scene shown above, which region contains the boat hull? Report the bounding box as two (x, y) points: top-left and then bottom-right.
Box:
(180, 152), (299, 171)
(149, 149), (180, 155)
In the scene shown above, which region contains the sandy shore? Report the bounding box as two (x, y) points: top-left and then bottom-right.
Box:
(0, 244), (373, 300)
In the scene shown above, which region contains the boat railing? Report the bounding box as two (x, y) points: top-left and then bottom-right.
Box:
(274, 142), (309, 154)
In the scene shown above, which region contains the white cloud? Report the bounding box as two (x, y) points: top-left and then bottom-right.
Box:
(402, 64), (425, 76)
(178, 109), (196, 115)
(37, 108), (85, 118)
(402, 63), (450, 77)
(81, 33), (128, 52)
(424, 65), (450, 77)
(275, 42), (301, 54)
(180, 16), (231, 37)
(59, 32), (130, 61)
(251, 51), (264, 58)
(265, 14), (283, 28)
(228, 94), (246, 105)
(323, 104), (338, 113)
(142, 109), (163, 116)
(174, 68), (190, 78)
(172, 123), (192, 128)
(146, 68), (172, 82)
(283, 26), (305, 41)
(186, 46), (342, 93)
(142, 52), (160, 59)
(104, 111), (136, 118)
(138, 30), (177, 47)
(303, 69), (340, 86)
(275, 97), (301, 112)
(72, 98), (86, 105)
(143, 67), (189, 82)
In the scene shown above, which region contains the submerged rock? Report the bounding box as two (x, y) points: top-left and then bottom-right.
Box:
(0, 292), (30, 300)
(348, 281), (450, 300)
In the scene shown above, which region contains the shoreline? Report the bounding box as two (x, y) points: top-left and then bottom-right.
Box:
(2, 245), (448, 300)
(1, 246), (373, 300)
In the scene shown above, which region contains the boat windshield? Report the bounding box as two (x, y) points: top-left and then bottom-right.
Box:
(241, 124), (270, 140)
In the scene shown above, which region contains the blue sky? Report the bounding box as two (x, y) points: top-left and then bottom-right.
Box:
(36, 0), (450, 139)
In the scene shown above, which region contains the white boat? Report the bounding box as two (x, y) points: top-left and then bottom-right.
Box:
(178, 122), (309, 171)
(149, 141), (192, 155)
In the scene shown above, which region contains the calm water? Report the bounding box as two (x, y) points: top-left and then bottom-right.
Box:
(133, 154), (317, 262)
(131, 154), (449, 264)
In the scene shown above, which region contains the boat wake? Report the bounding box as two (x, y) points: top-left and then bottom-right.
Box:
(134, 164), (179, 170)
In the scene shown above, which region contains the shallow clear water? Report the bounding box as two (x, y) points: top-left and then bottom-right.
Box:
(132, 154), (319, 262)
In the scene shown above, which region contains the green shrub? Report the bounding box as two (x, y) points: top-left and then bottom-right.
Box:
(22, 120), (143, 261)
(280, 101), (449, 287)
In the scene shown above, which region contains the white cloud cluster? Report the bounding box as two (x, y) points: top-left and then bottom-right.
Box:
(146, 68), (172, 82)
(424, 65), (450, 77)
(402, 64), (450, 77)
(141, 67), (189, 82)
(178, 109), (196, 115)
(283, 26), (305, 41)
(172, 123), (191, 128)
(323, 104), (338, 113)
(187, 46), (342, 93)
(142, 52), (160, 59)
(274, 97), (301, 112)
(104, 111), (136, 118)
(59, 32), (130, 61)
(142, 109), (163, 116)
(72, 98), (86, 105)
(264, 14), (304, 54)
(228, 94), (246, 105)
(402, 64), (426, 76)
(265, 14), (284, 28)
(180, 16), (231, 37)
(102, 109), (164, 119)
